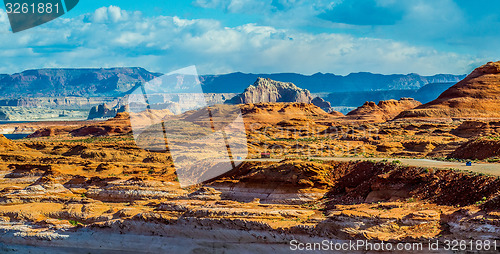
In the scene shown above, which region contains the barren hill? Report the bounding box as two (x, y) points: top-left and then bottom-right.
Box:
(0, 134), (22, 151)
(347, 98), (421, 122)
(398, 61), (500, 118)
(240, 102), (343, 125)
(0, 135), (13, 149)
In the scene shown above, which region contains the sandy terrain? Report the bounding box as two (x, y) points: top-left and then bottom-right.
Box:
(2, 61), (500, 252)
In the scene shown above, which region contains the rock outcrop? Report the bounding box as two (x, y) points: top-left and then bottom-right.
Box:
(88, 104), (128, 120)
(398, 61), (500, 118)
(230, 78), (313, 104)
(451, 120), (500, 138)
(0, 97), (118, 109)
(240, 102), (343, 125)
(311, 97), (334, 112)
(449, 137), (500, 160)
(347, 98), (422, 122)
(0, 135), (13, 150)
(29, 112), (134, 138)
(0, 107), (87, 121)
(209, 160), (332, 204)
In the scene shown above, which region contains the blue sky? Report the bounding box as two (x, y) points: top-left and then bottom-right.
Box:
(0, 0), (499, 75)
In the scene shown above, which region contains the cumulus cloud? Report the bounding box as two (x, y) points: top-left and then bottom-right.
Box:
(194, 0), (495, 59)
(92, 6), (130, 23)
(318, 0), (495, 54)
(0, 5), (483, 76)
(193, 0), (272, 13)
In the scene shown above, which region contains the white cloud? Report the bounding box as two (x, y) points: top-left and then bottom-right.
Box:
(193, 0), (271, 13)
(92, 6), (130, 23)
(0, 5), (483, 76)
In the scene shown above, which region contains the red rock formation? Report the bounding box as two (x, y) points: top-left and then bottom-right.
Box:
(240, 102), (343, 124)
(347, 98), (421, 122)
(449, 137), (500, 160)
(311, 97), (334, 112)
(231, 78), (313, 104)
(0, 135), (13, 150)
(399, 61), (500, 118)
(451, 120), (500, 138)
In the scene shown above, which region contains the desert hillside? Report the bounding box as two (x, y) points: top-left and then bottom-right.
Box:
(399, 61), (500, 118)
(1, 62), (500, 252)
(347, 98), (421, 122)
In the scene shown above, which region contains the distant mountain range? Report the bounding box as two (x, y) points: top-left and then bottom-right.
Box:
(0, 68), (161, 98)
(0, 68), (466, 108)
(199, 72), (466, 93)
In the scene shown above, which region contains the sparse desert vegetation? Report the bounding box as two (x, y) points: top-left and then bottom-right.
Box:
(2, 62), (500, 252)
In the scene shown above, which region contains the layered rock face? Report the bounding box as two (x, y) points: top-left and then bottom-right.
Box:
(398, 61), (500, 118)
(0, 106), (87, 121)
(29, 112), (133, 138)
(230, 78), (313, 104)
(0, 97), (118, 109)
(311, 96), (334, 112)
(88, 104), (128, 120)
(450, 137), (500, 160)
(0, 134), (25, 151)
(451, 120), (500, 138)
(347, 98), (422, 122)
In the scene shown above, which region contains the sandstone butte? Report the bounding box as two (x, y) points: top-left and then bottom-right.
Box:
(398, 61), (500, 118)
(231, 77), (314, 104)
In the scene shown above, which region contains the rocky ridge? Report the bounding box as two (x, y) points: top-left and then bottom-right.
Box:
(449, 137), (500, 160)
(347, 98), (422, 122)
(0, 107), (87, 121)
(228, 77), (334, 112)
(87, 104), (128, 120)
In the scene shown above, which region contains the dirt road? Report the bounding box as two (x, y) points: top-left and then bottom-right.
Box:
(245, 157), (500, 176)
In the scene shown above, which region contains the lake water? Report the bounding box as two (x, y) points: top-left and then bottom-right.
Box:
(2, 134), (30, 140)
(0, 121), (32, 124)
